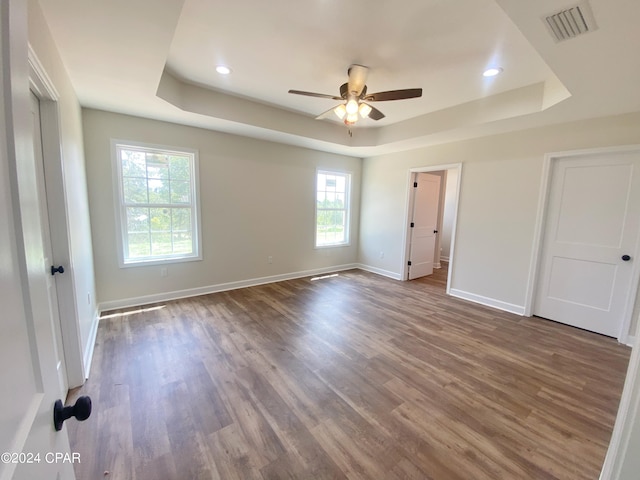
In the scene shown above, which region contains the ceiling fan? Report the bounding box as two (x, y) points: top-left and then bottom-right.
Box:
(288, 65), (422, 126)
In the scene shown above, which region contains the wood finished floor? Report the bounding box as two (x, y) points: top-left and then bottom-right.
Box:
(68, 267), (630, 479)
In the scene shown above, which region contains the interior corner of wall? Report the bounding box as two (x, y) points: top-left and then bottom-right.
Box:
(542, 75), (572, 111)
(156, 68), (184, 110)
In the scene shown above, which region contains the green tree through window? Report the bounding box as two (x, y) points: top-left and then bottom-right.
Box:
(115, 142), (200, 265)
(316, 170), (350, 247)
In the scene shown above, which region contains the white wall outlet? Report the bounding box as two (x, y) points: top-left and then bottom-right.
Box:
(379, 251), (385, 259)
(268, 256), (273, 264)
(160, 267), (168, 277)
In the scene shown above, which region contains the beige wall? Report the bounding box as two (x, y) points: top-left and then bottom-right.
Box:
(359, 112), (640, 337)
(82, 109), (362, 307)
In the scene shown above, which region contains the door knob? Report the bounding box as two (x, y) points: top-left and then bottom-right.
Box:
(51, 265), (64, 275)
(54, 396), (92, 431)
(622, 255), (632, 261)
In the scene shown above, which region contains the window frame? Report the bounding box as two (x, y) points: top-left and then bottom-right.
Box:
(111, 139), (202, 267)
(314, 169), (352, 248)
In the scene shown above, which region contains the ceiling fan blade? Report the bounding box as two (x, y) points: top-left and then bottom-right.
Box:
(288, 89), (342, 100)
(347, 64), (369, 97)
(364, 88), (423, 102)
(315, 105), (341, 120)
(366, 104), (385, 121)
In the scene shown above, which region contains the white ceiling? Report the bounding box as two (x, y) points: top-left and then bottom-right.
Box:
(37, 0), (640, 157)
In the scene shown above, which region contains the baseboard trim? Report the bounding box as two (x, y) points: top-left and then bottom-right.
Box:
(98, 264), (360, 312)
(441, 256), (450, 263)
(624, 335), (636, 347)
(83, 308), (100, 380)
(449, 288), (526, 316)
(356, 264), (402, 280)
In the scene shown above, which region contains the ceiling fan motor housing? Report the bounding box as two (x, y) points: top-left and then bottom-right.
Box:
(340, 82), (367, 99)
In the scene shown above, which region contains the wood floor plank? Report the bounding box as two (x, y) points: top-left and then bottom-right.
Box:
(68, 266), (630, 479)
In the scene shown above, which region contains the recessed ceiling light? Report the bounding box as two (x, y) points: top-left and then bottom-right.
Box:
(483, 67), (503, 77)
(216, 65), (231, 75)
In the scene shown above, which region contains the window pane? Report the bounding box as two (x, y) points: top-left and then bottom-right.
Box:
(171, 180), (191, 204)
(121, 149), (146, 177)
(126, 207), (149, 234)
(317, 173), (326, 191)
(172, 232), (192, 254)
(148, 178), (171, 204)
(150, 208), (171, 233)
(127, 233), (150, 258)
(146, 154), (169, 179)
(172, 207), (191, 233)
(170, 156), (191, 180)
(123, 177), (148, 203)
(126, 207), (150, 259)
(151, 232), (172, 255)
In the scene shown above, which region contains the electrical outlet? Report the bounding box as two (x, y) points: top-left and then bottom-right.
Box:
(268, 256), (273, 264)
(379, 251), (384, 259)
(161, 267), (168, 277)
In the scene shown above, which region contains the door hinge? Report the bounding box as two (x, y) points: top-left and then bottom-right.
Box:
(413, 181), (418, 188)
(410, 222), (415, 228)
(408, 261), (412, 266)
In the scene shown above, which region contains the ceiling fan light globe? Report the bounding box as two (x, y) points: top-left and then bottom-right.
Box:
(345, 99), (359, 115)
(346, 112), (358, 124)
(358, 103), (372, 118)
(334, 104), (347, 119)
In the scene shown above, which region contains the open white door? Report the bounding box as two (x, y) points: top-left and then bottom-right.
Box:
(534, 150), (640, 337)
(408, 173), (441, 280)
(1, 4), (78, 477)
(31, 91), (69, 396)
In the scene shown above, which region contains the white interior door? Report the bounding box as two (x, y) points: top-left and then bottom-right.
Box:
(408, 173), (441, 280)
(0, 80), (75, 480)
(534, 151), (640, 337)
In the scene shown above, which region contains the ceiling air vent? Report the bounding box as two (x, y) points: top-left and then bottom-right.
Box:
(543, 1), (597, 42)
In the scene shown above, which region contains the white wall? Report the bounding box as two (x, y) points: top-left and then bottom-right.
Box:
(82, 109), (362, 308)
(359, 112), (640, 333)
(27, 0), (97, 387)
(440, 168), (459, 261)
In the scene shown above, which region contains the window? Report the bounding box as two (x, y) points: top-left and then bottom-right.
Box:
(113, 141), (201, 266)
(315, 170), (351, 247)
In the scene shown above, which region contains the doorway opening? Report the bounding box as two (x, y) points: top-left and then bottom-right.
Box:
(402, 163), (462, 295)
(29, 49), (86, 389)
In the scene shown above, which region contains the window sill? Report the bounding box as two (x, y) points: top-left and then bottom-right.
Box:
(119, 254), (202, 268)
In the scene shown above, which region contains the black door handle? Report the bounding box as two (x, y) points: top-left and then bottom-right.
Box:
(51, 265), (64, 275)
(54, 396), (92, 431)
(622, 255), (632, 261)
